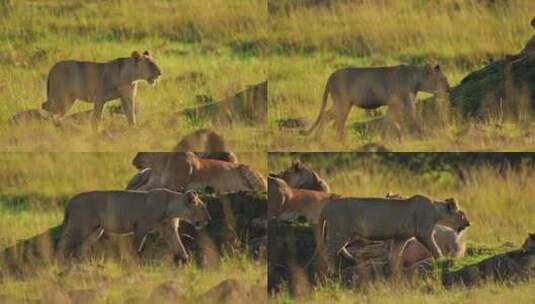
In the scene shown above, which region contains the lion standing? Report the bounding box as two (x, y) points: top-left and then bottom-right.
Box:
(41, 51), (161, 129)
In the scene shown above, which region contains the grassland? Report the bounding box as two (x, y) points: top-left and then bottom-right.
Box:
(267, 0), (535, 151)
(0, 152), (267, 302)
(0, 0), (267, 151)
(268, 152), (535, 303)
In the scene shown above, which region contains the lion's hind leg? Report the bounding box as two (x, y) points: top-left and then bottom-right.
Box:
(77, 226), (104, 260)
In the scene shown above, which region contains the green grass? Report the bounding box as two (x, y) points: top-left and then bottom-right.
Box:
(267, 0), (535, 151)
(0, 0), (267, 151)
(269, 153), (535, 302)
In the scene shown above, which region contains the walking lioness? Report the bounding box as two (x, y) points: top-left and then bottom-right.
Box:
(58, 189), (210, 260)
(305, 64), (449, 138)
(41, 51), (161, 129)
(318, 195), (470, 274)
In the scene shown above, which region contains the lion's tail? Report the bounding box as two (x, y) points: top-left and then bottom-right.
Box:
(303, 77), (331, 136)
(239, 165), (267, 192)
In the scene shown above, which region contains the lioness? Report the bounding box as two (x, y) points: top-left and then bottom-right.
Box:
(522, 233), (535, 251)
(267, 175), (339, 223)
(272, 161), (331, 193)
(318, 195), (470, 274)
(161, 152), (267, 194)
(127, 150), (239, 191)
(305, 64), (449, 139)
(172, 129), (238, 163)
(41, 51), (161, 129)
(58, 189), (210, 260)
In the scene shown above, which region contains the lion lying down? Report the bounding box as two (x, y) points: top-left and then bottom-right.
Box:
(58, 189), (210, 261)
(318, 195), (470, 274)
(162, 152), (266, 194)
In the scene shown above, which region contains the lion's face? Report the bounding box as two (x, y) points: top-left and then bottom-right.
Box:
(279, 161), (315, 188)
(437, 198), (470, 233)
(132, 152), (167, 170)
(129, 50), (161, 85)
(522, 233), (535, 251)
(181, 191), (211, 230)
(420, 64), (450, 94)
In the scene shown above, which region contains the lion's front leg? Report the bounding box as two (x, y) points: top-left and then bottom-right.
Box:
(119, 85), (137, 126)
(161, 218), (190, 263)
(417, 231), (443, 260)
(389, 237), (410, 276)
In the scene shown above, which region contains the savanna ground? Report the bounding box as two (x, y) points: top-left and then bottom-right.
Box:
(0, 0), (267, 151)
(0, 152), (267, 302)
(268, 152), (535, 303)
(268, 0), (535, 151)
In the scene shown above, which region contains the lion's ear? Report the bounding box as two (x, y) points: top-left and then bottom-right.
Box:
(529, 233), (535, 240)
(434, 64), (441, 72)
(293, 160), (303, 170)
(143, 50), (150, 56)
(445, 198), (458, 211)
(131, 51), (141, 61)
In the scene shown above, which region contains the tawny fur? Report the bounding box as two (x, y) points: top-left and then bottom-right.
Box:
(318, 195), (470, 274)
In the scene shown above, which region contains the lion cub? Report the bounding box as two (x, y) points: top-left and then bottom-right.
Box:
(58, 189), (210, 260)
(318, 195), (470, 274)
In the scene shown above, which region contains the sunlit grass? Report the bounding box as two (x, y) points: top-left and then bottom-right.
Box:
(267, 0), (535, 151)
(0, 0), (267, 151)
(268, 153), (535, 302)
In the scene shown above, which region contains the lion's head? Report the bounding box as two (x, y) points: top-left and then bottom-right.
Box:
(277, 160), (329, 192)
(435, 198), (470, 233)
(126, 50), (162, 85)
(177, 191), (211, 231)
(419, 64), (450, 94)
(132, 152), (167, 171)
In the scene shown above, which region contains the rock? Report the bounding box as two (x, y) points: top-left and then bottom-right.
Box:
(40, 284), (71, 304)
(442, 246), (535, 287)
(148, 280), (184, 303)
(67, 289), (102, 304)
(277, 117), (309, 129)
(201, 279), (266, 304)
